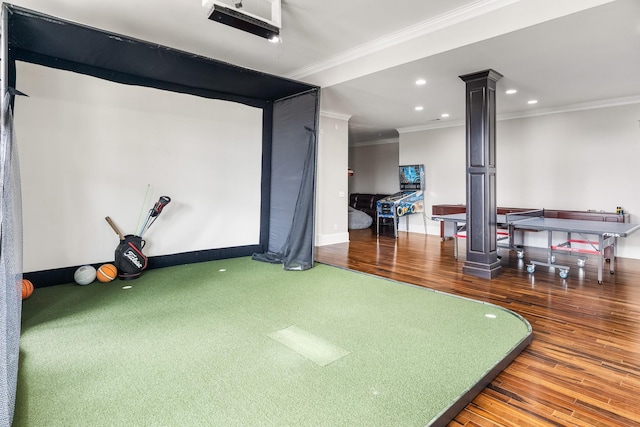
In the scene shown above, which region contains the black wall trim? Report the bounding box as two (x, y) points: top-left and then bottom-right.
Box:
(24, 245), (263, 288)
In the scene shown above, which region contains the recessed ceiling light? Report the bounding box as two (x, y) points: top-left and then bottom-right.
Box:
(415, 106), (424, 111)
(415, 79), (427, 85)
(506, 89), (517, 95)
(441, 113), (450, 118)
(528, 99), (538, 105)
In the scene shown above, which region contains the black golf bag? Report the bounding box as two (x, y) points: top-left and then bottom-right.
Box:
(105, 195), (169, 280)
(115, 235), (147, 280)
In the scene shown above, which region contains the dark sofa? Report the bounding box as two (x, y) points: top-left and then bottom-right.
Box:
(349, 193), (389, 222)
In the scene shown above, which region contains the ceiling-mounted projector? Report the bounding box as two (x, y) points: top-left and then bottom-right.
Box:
(207, 3), (280, 41)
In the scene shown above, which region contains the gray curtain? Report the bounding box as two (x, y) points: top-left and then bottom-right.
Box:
(253, 91), (318, 270)
(279, 126), (315, 270)
(0, 93), (23, 427)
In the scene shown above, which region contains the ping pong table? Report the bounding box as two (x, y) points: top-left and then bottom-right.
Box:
(431, 209), (640, 283)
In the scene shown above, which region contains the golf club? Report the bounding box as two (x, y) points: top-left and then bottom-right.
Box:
(139, 196), (171, 237)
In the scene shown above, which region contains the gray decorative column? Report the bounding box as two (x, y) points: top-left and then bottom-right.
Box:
(459, 69), (503, 279)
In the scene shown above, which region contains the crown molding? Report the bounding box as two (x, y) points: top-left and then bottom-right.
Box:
(320, 110), (352, 121)
(397, 120), (464, 134)
(285, 0), (519, 82)
(350, 138), (399, 148)
(397, 95), (640, 134)
(497, 95), (640, 121)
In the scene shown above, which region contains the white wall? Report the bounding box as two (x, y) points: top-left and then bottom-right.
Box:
(348, 141), (400, 195)
(399, 103), (640, 258)
(15, 63), (263, 272)
(315, 113), (350, 246)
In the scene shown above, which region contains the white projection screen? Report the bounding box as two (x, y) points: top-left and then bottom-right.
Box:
(15, 62), (263, 272)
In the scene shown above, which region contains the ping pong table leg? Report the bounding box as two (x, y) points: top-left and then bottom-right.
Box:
(611, 236), (617, 274)
(597, 235), (605, 283)
(453, 221), (459, 259)
(598, 251), (603, 284)
(603, 234), (615, 281)
(506, 225), (525, 259)
(510, 226), (524, 249)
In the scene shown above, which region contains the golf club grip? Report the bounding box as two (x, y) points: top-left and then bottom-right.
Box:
(105, 216), (125, 240)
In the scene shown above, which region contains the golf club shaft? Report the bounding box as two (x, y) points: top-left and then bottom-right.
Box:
(138, 209), (153, 236)
(139, 196), (171, 236)
(105, 216), (125, 240)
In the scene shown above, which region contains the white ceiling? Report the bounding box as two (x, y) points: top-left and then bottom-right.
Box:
(9, 0), (640, 144)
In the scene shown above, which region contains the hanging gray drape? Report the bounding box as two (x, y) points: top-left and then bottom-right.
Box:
(278, 126), (315, 270)
(0, 92), (23, 427)
(253, 91), (318, 270)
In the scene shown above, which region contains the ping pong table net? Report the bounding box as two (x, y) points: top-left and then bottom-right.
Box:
(504, 209), (545, 225)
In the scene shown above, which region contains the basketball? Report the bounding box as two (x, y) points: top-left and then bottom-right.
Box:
(74, 265), (96, 285)
(22, 279), (34, 300)
(97, 264), (117, 282)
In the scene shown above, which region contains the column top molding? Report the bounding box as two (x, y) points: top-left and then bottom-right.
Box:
(459, 69), (503, 83)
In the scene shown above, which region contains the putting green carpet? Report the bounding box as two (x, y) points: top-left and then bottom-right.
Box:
(16, 258), (531, 426)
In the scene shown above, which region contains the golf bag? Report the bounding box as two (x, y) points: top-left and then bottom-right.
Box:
(115, 235), (147, 280)
(105, 195), (169, 280)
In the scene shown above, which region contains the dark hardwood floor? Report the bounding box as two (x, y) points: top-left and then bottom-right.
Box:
(315, 227), (640, 427)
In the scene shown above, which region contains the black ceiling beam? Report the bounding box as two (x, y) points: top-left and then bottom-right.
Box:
(5, 4), (315, 105)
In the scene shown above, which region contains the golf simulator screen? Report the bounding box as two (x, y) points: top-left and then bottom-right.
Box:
(16, 63), (263, 272)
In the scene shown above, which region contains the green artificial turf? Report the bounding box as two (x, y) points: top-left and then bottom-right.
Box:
(16, 258), (530, 426)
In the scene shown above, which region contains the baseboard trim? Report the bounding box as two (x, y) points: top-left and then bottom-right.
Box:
(24, 245), (263, 287)
(315, 232), (349, 246)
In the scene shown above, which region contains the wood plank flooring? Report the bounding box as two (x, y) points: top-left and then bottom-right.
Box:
(314, 228), (640, 427)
